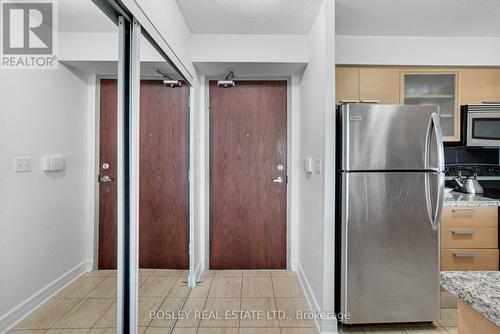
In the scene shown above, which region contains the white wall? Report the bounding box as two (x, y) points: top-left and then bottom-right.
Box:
(297, 1), (336, 333)
(0, 65), (93, 329)
(336, 35), (500, 66)
(191, 34), (309, 63)
(59, 33), (164, 62)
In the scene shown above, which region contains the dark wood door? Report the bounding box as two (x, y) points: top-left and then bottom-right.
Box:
(98, 79), (118, 269)
(210, 81), (287, 269)
(98, 79), (189, 269)
(138, 80), (189, 269)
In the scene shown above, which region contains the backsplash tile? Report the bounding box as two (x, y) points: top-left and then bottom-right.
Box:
(444, 147), (499, 165)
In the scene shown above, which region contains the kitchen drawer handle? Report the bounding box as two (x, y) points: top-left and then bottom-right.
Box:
(360, 100), (380, 104)
(451, 208), (475, 215)
(339, 99), (359, 103)
(452, 230), (475, 236)
(453, 252), (476, 258)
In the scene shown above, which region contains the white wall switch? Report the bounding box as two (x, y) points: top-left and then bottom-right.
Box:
(304, 158), (313, 173)
(13, 157), (32, 173)
(42, 156), (65, 172)
(314, 158), (322, 174)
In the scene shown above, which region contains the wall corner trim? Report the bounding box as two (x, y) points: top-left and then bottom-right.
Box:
(0, 260), (93, 333)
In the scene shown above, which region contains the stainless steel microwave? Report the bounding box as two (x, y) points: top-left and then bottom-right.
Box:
(462, 104), (500, 147)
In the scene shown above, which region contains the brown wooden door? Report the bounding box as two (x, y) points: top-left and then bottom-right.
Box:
(98, 79), (189, 269)
(98, 79), (118, 269)
(138, 80), (189, 269)
(209, 81), (287, 269)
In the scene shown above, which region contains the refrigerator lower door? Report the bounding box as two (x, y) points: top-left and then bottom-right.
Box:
(340, 172), (440, 324)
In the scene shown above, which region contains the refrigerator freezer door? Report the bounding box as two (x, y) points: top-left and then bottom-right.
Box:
(340, 172), (440, 324)
(341, 104), (440, 171)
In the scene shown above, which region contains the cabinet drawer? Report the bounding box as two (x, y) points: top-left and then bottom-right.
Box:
(442, 207), (498, 227)
(441, 249), (499, 271)
(441, 227), (498, 249)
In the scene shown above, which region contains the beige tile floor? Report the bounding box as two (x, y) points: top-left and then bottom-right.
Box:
(8, 270), (457, 334)
(8, 269), (188, 334)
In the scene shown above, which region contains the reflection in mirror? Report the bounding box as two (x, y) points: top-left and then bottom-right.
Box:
(0, 1), (119, 332)
(137, 36), (191, 331)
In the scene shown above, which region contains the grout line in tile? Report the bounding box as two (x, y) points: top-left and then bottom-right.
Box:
(89, 298), (117, 329)
(47, 298), (85, 329)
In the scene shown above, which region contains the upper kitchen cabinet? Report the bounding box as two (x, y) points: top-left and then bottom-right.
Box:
(401, 71), (459, 142)
(336, 67), (359, 103)
(336, 67), (400, 104)
(459, 69), (500, 105)
(359, 67), (400, 104)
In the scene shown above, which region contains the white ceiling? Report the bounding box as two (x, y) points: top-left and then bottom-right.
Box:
(59, 0), (117, 33)
(336, 0), (500, 37)
(175, 0), (323, 34)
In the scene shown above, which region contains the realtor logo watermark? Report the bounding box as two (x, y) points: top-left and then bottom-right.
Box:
(1, 0), (58, 69)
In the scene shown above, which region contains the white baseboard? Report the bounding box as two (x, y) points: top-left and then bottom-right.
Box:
(294, 261), (338, 334)
(0, 260), (93, 334)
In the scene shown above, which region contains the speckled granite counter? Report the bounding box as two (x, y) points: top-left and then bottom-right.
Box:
(441, 271), (500, 327)
(443, 191), (500, 207)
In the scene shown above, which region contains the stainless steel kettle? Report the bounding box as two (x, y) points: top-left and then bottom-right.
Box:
(454, 171), (484, 195)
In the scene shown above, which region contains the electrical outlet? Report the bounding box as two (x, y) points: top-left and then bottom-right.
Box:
(13, 157), (32, 173)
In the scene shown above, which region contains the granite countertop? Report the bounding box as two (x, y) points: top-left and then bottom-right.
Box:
(443, 191), (500, 207)
(441, 271), (500, 327)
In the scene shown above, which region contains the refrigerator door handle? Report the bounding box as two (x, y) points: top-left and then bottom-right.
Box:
(431, 113), (445, 172)
(424, 173), (434, 228)
(430, 113), (445, 230)
(432, 172), (444, 231)
(425, 113), (445, 172)
(424, 116), (432, 171)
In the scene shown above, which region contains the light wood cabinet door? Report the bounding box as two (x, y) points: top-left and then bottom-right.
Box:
(336, 67), (359, 103)
(359, 67), (400, 104)
(441, 249), (499, 271)
(459, 69), (500, 105)
(441, 226), (498, 249)
(442, 206), (498, 228)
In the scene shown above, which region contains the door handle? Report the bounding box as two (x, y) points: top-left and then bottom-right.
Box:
(100, 175), (113, 183)
(432, 113), (445, 172)
(432, 172), (444, 231)
(425, 113), (445, 172)
(425, 172), (444, 231)
(273, 176), (284, 184)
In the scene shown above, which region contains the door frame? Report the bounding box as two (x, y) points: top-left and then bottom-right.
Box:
(92, 75), (194, 277)
(204, 76), (295, 270)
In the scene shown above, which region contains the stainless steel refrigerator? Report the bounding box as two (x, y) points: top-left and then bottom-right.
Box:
(336, 103), (444, 324)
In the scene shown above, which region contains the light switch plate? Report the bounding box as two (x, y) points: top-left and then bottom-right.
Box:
(13, 157), (32, 172)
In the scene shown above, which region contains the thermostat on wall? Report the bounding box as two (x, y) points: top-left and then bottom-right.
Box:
(42, 156), (65, 172)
